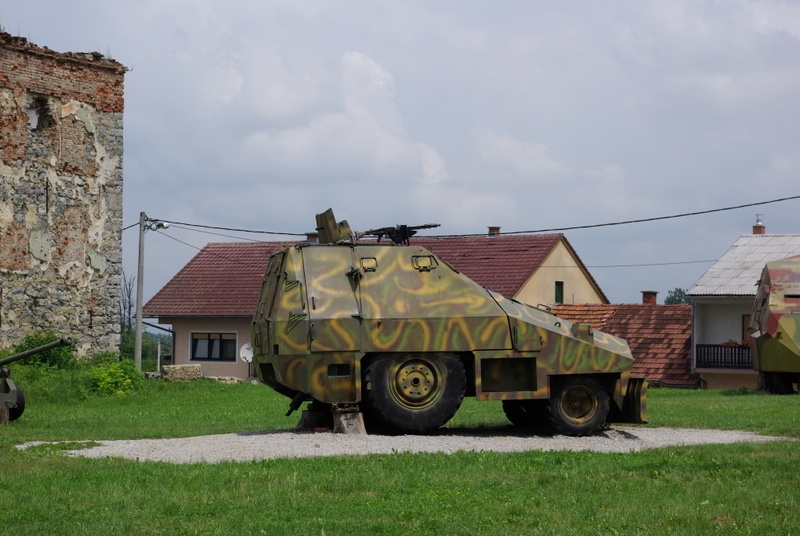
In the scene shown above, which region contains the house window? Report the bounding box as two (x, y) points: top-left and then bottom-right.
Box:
(555, 281), (564, 304)
(742, 315), (751, 344)
(191, 333), (237, 362)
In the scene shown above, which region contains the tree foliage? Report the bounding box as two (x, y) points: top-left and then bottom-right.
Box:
(664, 287), (690, 305)
(12, 332), (77, 369)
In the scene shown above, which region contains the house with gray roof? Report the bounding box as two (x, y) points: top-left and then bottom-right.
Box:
(688, 217), (800, 389)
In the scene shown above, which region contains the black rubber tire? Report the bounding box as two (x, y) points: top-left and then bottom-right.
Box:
(364, 353), (466, 434)
(759, 372), (797, 394)
(8, 387), (25, 422)
(548, 377), (609, 436)
(502, 399), (549, 428)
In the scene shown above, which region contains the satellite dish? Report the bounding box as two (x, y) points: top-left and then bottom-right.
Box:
(239, 343), (253, 363)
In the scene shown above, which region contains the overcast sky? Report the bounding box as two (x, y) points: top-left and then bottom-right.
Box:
(3, 1), (800, 305)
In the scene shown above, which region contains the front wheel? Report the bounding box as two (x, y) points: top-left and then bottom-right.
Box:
(548, 377), (609, 436)
(364, 353), (466, 434)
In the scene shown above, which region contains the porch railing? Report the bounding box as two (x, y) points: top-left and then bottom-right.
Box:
(695, 344), (752, 369)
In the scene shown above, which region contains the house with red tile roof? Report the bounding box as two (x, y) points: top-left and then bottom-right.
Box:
(143, 229), (607, 378)
(553, 297), (697, 387)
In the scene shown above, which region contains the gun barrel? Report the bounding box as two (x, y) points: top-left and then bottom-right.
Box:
(0, 336), (73, 367)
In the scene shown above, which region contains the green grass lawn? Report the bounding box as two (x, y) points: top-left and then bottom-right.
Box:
(2, 382), (799, 535)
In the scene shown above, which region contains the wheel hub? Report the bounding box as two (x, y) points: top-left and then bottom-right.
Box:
(560, 386), (597, 423)
(391, 359), (441, 408)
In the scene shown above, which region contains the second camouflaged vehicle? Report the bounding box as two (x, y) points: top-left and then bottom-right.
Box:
(251, 209), (647, 436)
(749, 255), (800, 394)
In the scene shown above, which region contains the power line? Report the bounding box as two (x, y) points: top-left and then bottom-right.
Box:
(154, 231), (268, 270)
(122, 193), (800, 237)
(153, 226), (718, 271)
(166, 223), (265, 243)
(158, 220), (305, 237)
(586, 259), (717, 269)
(436, 194), (800, 236)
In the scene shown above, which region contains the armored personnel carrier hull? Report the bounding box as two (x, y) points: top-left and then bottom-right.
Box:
(251, 210), (647, 435)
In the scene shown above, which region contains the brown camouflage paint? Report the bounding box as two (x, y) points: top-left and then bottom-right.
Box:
(251, 241), (643, 417)
(750, 257), (800, 373)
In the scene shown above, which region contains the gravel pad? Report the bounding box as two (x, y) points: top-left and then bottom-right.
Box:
(17, 426), (786, 464)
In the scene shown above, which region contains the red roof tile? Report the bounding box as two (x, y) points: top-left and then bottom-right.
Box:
(144, 233), (583, 318)
(143, 242), (280, 318)
(552, 304), (697, 387)
(409, 234), (592, 299)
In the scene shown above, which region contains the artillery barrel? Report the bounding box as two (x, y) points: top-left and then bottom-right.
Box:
(0, 336), (73, 368)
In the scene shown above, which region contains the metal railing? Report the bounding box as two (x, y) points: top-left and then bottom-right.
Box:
(695, 344), (752, 369)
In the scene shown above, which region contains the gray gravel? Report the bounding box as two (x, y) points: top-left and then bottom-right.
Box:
(17, 426), (786, 464)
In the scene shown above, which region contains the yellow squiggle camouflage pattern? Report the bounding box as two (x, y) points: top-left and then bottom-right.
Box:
(251, 241), (645, 420)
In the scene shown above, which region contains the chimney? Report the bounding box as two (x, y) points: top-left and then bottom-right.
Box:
(753, 214), (765, 235)
(641, 290), (658, 305)
(487, 226), (500, 237)
(306, 232), (319, 244)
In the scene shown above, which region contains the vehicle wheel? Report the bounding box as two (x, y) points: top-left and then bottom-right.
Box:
(502, 399), (549, 428)
(760, 372), (797, 394)
(8, 387), (25, 422)
(548, 377), (609, 436)
(364, 353), (466, 434)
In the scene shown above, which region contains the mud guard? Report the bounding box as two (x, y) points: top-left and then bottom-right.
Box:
(621, 377), (648, 423)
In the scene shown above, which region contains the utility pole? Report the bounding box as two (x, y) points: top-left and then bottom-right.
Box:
(134, 211), (146, 371)
(134, 213), (169, 371)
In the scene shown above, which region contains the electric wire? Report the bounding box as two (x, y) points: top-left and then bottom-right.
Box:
(153, 231), (269, 270)
(127, 193), (800, 272)
(151, 228), (718, 271)
(435, 194), (800, 237)
(122, 193), (800, 238)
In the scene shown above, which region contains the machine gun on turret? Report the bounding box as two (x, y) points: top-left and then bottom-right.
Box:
(314, 208), (440, 245)
(1, 336), (73, 423)
(359, 223), (441, 245)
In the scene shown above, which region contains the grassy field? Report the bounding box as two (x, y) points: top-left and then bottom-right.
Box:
(2, 381), (799, 535)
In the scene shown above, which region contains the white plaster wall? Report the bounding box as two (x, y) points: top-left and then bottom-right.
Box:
(693, 298), (752, 345)
(164, 317), (253, 378)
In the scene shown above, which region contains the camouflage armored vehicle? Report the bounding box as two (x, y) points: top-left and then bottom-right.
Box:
(749, 255), (800, 394)
(251, 209), (647, 436)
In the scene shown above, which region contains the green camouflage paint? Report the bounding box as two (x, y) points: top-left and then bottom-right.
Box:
(251, 232), (646, 425)
(750, 256), (800, 373)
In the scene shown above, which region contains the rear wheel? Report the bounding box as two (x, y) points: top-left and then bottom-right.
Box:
(548, 377), (609, 436)
(364, 353), (466, 434)
(502, 399), (549, 429)
(758, 372), (797, 394)
(8, 387), (25, 422)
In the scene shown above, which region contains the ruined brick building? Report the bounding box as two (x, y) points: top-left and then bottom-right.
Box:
(0, 32), (127, 356)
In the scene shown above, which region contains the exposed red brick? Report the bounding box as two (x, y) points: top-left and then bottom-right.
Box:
(0, 222), (29, 271)
(53, 206), (88, 264)
(0, 32), (126, 113)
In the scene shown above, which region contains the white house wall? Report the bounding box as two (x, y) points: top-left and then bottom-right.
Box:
(163, 317), (253, 378)
(692, 298), (752, 345)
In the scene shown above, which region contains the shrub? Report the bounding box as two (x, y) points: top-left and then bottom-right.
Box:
(11, 351), (145, 403)
(12, 332), (77, 369)
(88, 359), (143, 396)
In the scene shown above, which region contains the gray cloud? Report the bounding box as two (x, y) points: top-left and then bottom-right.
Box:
(2, 0), (799, 304)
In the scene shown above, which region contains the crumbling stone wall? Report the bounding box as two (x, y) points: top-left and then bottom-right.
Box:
(0, 32), (127, 356)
